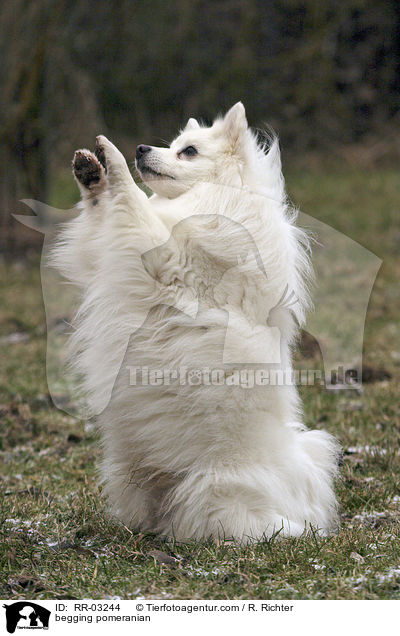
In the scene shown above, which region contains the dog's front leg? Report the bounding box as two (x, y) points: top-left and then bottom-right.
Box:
(94, 135), (162, 231)
(62, 138), (170, 419)
(65, 138), (167, 286)
(50, 148), (110, 288)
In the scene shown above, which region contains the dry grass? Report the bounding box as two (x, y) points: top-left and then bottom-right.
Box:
(1, 166), (399, 599)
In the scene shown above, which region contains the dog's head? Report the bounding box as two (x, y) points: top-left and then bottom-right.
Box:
(135, 102), (250, 198)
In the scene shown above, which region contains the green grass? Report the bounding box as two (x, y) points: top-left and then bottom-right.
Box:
(1, 167), (400, 599)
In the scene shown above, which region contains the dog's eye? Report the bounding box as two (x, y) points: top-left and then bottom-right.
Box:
(180, 146), (198, 157)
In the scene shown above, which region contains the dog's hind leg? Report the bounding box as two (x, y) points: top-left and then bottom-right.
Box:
(159, 469), (306, 544)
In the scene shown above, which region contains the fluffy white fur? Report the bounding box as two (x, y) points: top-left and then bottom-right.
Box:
(52, 103), (339, 543)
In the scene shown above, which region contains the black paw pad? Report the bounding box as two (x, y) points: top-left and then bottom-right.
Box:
(94, 140), (107, 172)
(73, 151), (102, 188)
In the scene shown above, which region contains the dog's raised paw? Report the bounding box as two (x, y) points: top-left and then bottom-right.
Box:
(94, 140), (107, 172)
(94, 135), (134, 190)
(72, 150), (104, 189)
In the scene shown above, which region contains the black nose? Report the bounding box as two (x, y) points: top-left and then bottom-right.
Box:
(136, 145), (152, 160)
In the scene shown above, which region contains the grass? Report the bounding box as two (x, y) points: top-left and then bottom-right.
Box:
(0, 166), (400, 600)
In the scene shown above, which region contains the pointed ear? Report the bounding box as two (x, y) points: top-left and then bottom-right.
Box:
(222, 102), (247, 144)
(185, 117), (200, 131)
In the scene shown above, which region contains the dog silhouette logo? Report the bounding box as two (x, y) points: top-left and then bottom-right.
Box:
(14, 198), (381, 417)
(3, 602), (50, 634)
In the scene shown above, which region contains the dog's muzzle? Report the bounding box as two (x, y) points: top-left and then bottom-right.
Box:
(136, 144), (152, 170)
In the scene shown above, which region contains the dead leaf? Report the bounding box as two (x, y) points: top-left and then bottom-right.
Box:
(10, 576), (45, 591)
(350, 551), (365, 563)
(148, 549), (179, 566)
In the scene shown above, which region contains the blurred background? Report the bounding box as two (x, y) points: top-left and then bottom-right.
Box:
(1, 0), (399, 252)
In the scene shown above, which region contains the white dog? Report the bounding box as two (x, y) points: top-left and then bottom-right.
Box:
(52, 103), (339, 542)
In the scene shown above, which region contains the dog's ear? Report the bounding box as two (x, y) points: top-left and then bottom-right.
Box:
(222, 102), (248, 145)
(185, 117), (200, 131)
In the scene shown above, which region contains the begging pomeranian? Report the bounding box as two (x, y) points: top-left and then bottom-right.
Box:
(52, 103), (339, 542)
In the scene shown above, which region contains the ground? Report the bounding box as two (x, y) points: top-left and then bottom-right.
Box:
(0, 166), (399, 599)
